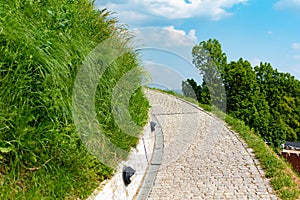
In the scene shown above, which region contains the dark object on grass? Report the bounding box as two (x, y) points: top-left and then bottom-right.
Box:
(281, 141), (300, 151)
(122, 166), (136, 186)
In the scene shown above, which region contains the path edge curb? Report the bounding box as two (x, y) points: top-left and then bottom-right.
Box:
(135, 113), (164, 200)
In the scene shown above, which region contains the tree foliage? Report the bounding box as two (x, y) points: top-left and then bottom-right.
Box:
(192, 39), (227, 111)
(185, 39), (300, 145)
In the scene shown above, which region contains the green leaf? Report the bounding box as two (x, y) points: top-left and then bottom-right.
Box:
(0, 147), (13, 153)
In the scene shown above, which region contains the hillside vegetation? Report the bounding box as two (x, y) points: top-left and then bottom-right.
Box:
(0, 0), (149, 199)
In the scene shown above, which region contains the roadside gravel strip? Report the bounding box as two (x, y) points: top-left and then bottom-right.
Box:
(142, 89), (278, 200)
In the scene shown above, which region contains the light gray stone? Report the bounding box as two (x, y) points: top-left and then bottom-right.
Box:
(143, 89), (278, 200)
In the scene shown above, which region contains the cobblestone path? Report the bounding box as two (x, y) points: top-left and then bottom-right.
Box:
(144, 89), (278, 200)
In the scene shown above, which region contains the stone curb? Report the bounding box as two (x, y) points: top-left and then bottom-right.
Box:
(135, 114), (164, 200)
(88, 117), (156, 200)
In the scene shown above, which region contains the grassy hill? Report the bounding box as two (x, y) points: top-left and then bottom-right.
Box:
(0, 0), (149, 199)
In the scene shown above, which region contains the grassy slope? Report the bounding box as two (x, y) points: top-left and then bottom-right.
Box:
(153, 88), (300, 200)
(0, 1), (149, 199)
(225, 116), (300, 200)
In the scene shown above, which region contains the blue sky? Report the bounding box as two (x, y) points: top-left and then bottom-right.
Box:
(96, 0), (300, 89)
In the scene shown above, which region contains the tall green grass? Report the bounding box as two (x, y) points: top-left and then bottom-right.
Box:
(0, 0), (149, 199)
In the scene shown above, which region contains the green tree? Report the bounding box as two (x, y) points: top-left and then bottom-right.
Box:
(182, 79), (211, 105)
(255, 63), (300, 143)
(224, 59), (270, 139)
(192, 39), (227, 110)
(224, 59), (258, 122)
(182, 79), (197, 99)
(191, 39), (300, 145)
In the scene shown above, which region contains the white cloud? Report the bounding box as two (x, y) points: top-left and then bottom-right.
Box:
(162, 26), (197, 44)
(188, 29), (197, 41)
(267, 31), (273, 35)
(274, 0), (300, 10)
(292, 43), (300, 50)
(130, 27), (202, 83)
(97, 0), (247, 23)
(132, 26), (198, 60)
(132, 26), (197, 48)
(131, 27), (197, 63)
(116, 11), (150, 23)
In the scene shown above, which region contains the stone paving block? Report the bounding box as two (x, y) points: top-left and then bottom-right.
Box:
(150, 148), (163, 165)
(143, 89), (278, 200)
